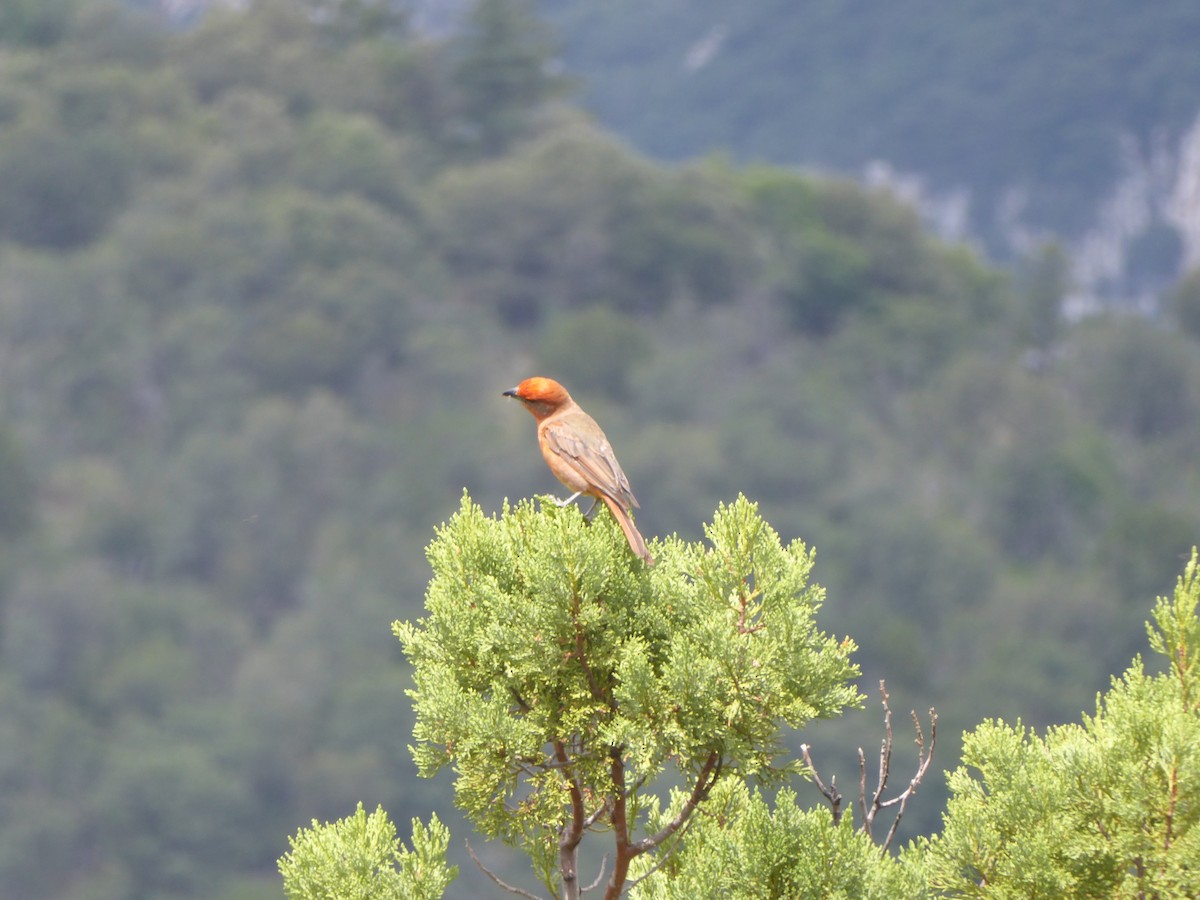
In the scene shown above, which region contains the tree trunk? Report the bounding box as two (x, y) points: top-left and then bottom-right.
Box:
(560, 823), (581, 900)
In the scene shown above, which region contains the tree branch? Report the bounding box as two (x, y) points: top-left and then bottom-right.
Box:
(583, 799), (610, 829)
(581, 855), (609, 894)
(1164, 762), (1178, 851)
(555, 738), (586, 900)
(605, 747), (632, 900)
(736, 579), (765, 634)
(861, 682), (894, 837)
(467, 841), (546, 900)
(800, 742), (844, 824)
(856, 681), (937, 852)
(630, 751), (722, 854)
(623, 814), (698, 890)
(880, 708), (937, 852)
(604, 750), (721, 900)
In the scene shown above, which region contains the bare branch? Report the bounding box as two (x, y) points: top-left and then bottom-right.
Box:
(854, 682), (937, 851)
(863, 681), (893, 837)
(857, 746), (869, 831)
(582, 856), (609, 894)
(877, 708), (937, 853)
(800, 743), (843, 824)
(467, 841), (546, 900)
(583, 799), (610, 829)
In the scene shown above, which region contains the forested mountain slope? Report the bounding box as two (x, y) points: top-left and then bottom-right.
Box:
(538, 0), (1200, 301)
(0, 1), (1197, 896)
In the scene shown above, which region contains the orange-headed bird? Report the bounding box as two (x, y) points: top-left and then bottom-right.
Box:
(503, 377), (653, 564)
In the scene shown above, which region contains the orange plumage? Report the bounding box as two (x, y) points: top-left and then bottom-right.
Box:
(503, 377), (653, 564)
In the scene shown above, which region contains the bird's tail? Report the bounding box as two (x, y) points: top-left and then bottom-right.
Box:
(600, 494), (654, 564)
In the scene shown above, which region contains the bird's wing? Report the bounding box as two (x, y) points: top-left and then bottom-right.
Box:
(543, 421), (639, 509)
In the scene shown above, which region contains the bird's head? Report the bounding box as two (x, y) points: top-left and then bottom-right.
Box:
(503, 377), (572, 419)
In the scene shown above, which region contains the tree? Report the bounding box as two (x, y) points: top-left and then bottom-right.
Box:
(279, 803), (456, 900)
(1065, 317), (1200, 441)
(0, 119), (133, 249)
(0, 0), (76, 46)
(1013, 241), (1069, 350)
(395, 493), (861, 898)
(284, 508), (1200, 898)
(452, 0), (569, 156)
(913, 548), (1200, 896)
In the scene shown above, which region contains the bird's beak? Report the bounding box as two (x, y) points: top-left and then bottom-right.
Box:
(502, 387), (520, 398)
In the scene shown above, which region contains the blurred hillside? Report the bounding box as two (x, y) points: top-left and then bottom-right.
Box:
(537, 0), (1200, 307)
(0, 1), (1198, 897)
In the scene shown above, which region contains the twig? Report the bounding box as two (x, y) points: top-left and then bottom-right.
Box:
(808, 682), (937, 851)
(861, 682), (893, 835)
(800, 743), (843, 824)
(582, 855), (609, 893)
(878, 708), (937, 852)
(623, 814), (698, 889)
(583, 799), (610, 829)
(856, 681), (937, 852)
(466, 840), (546, 900)
(857, 744), (868, 826)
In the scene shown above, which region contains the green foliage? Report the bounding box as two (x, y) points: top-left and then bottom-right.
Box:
(434, 127), (776, 329)
(94, 724), (259, 898)
(607, 160), (757, 311)
(630, 781), (923, 899)
(0, 115), (133, 248)
(914, 549), (1200, 897)
(1169, 268), (1200, 340)
(0, 0), (76, 47)
(301, 0), (410, 46)
(0, 23), (178, 249)
(536, 306), (654, 400)
(1064, 317), (1200, 441)
(1148, 550), (1200, 709)
(981, 422), (1117, 563)
(0, 422), (35, 540)
(1100, 502), (1199, 608)
(433, 122), (633, 323)
(396, 492), (860, 894)
(279, 804), (456, 900)
(1012, 242), (1069, 349)
(742, 167), (887, 334)
(452, 0), (569, 156)
(741, 165), (1008, 349)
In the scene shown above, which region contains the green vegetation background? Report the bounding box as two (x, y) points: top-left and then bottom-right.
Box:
(0, 1), (1197, 896)
(539, 0), (1200, 247)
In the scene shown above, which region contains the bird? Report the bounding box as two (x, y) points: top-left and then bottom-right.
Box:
(503, 377), (653, 564)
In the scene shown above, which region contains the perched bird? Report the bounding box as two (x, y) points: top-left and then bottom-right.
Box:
(503, 377), (653, 563)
